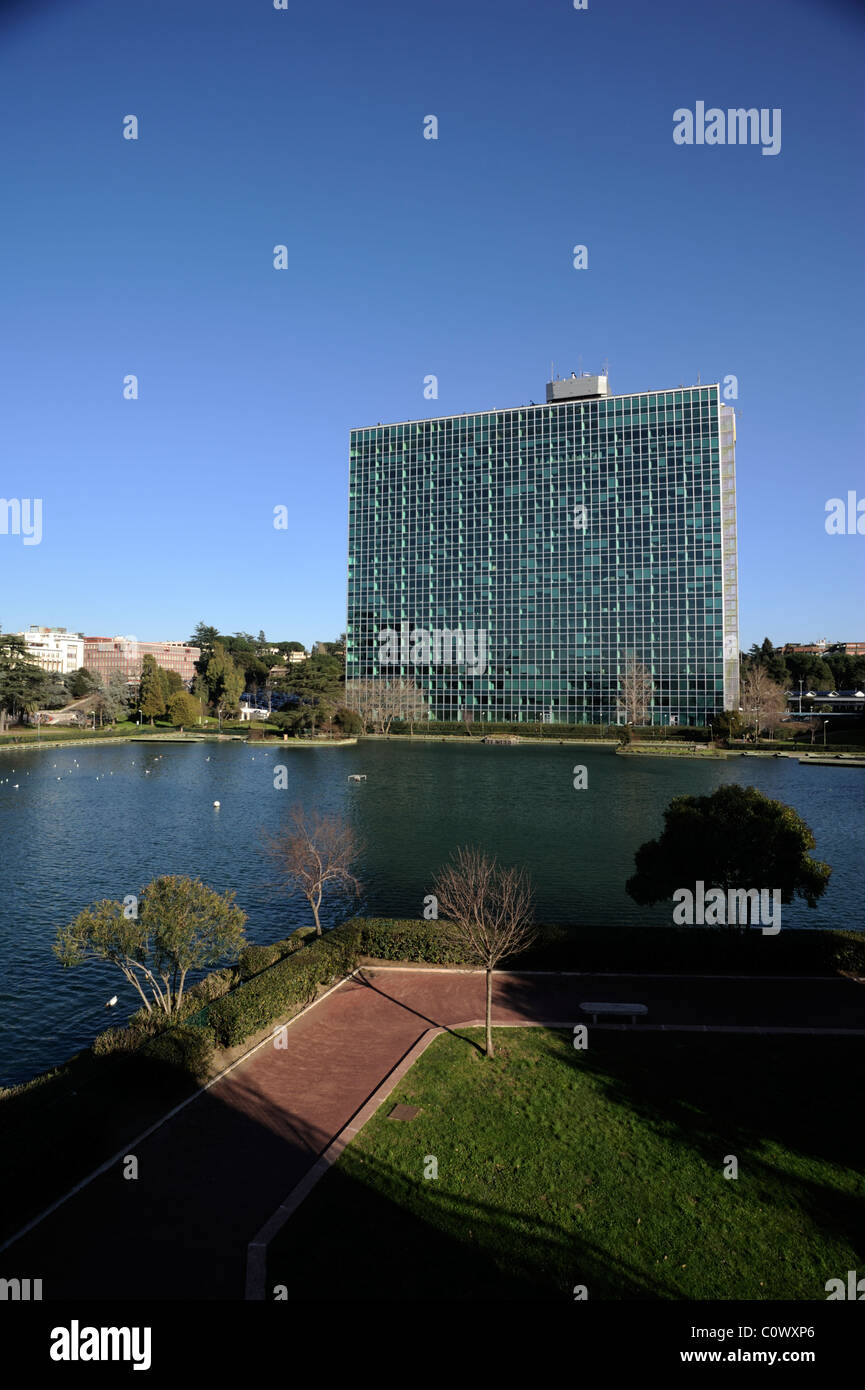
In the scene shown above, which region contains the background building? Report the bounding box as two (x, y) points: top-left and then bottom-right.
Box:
(17, 626), (84, 675)
(783, 640), (865, 657)
(82, 636), (199, 686)
(347, 376), (738, 726)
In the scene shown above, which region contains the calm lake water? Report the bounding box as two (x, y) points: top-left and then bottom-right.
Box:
(0, 738), (863, 1086)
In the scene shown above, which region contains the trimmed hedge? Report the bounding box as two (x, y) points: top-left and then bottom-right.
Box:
(139, 1025), (216, 1080)
(204, 923), (362, 1048)
(91, 1026), (145, 1057)
(172, 916), (865, 1057)
(238, 943), (282, 979)
(350, 917), (865, 978)
(354, 918), (469, 965)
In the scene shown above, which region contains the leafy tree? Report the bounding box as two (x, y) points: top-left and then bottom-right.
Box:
(55, 875), (248, 1018)
(69, 667), (100, 699)
(275, 651), (345, 731)
(139, 654), (166, 725)
(189, 622), (220, 677)
(0, 633), (49, 731)
(433, 847), (536, 1058)
(243, 655), (269, 691)
(270, 708), (310, 737)
(205, 643), (244, 722)
(38, 673), (73, 711)
(192, 672), (209, 707)
(164, 668), (184, 696)
(155, 667), (171, 708)
(333, 706), (363, 735)
(167, 691), (202, 727)
(626, 785), (831, 926)
(743, 638), (789, 688)
(103, 670), (133, 723)
(824, 652), (865, 689)
(263, 805), (363, 935)
(711, 708), (745, 741)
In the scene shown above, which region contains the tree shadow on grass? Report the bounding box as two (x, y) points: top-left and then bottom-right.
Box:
(522, 1026), (865, 1290)
(266, 1147), (677, 1301)
(491, 972), (865, 1172)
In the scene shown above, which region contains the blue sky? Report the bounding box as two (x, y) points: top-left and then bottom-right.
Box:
(1, 0), (862, 651)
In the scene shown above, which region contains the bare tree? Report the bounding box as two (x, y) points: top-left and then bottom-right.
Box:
(264, 805), (363, 936)
(433, 847), (536, 1058)
(345, 677), (428, 734)
(617, 655), (654, 726)
(345, 678), (381, 732)
(383, 677), (428, 734)
(740, 666), (787, 740)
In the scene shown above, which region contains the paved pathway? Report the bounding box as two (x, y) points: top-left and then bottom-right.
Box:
(6, 968), (863, 1300)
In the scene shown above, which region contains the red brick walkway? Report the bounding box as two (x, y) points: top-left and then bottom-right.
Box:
(6, 968), (863, 1300)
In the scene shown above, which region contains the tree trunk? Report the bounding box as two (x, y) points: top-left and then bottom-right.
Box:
(311, 896), (322, 935)
(485, 968), (494, 1058)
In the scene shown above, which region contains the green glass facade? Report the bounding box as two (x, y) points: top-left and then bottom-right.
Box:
(346, 383), (739, 726)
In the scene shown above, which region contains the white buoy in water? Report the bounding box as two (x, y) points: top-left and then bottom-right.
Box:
(213, 800), (221, 808)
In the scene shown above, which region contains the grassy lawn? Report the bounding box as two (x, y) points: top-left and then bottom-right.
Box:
(267, 1028), (864, 1300)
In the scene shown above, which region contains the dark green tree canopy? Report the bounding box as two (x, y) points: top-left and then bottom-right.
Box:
(626, 784), (831, 913)
(139, 653), (166, 724)
(0, 632), (51, 730)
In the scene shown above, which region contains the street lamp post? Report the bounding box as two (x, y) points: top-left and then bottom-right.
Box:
(798, 679), (803, 715)
(823, 720), (829, 748)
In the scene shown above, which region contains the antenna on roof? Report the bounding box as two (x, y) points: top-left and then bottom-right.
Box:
(601, 356), (610, 377)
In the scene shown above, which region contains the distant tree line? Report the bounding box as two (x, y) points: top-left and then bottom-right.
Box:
(742, 637), (865, 695)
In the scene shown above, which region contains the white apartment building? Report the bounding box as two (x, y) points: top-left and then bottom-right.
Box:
(18, 626), (85, 675)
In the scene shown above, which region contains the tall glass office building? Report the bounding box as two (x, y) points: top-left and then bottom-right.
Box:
(346, 375), (738, 726)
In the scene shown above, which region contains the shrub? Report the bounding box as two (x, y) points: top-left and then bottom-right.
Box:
(204, 922), (362, 1048)
(91, 1026), (143, 1057)
(348, 917), (865, 977)
(238, 944), (281, 979)
(333, 707), (363, 735)
(181, 968), (236, 1006)
(139, 1025), (216, 1080)
(353, 917), (469, 965)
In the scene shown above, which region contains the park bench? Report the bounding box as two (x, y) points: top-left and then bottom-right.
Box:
(579, 1002), (648, 1025)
